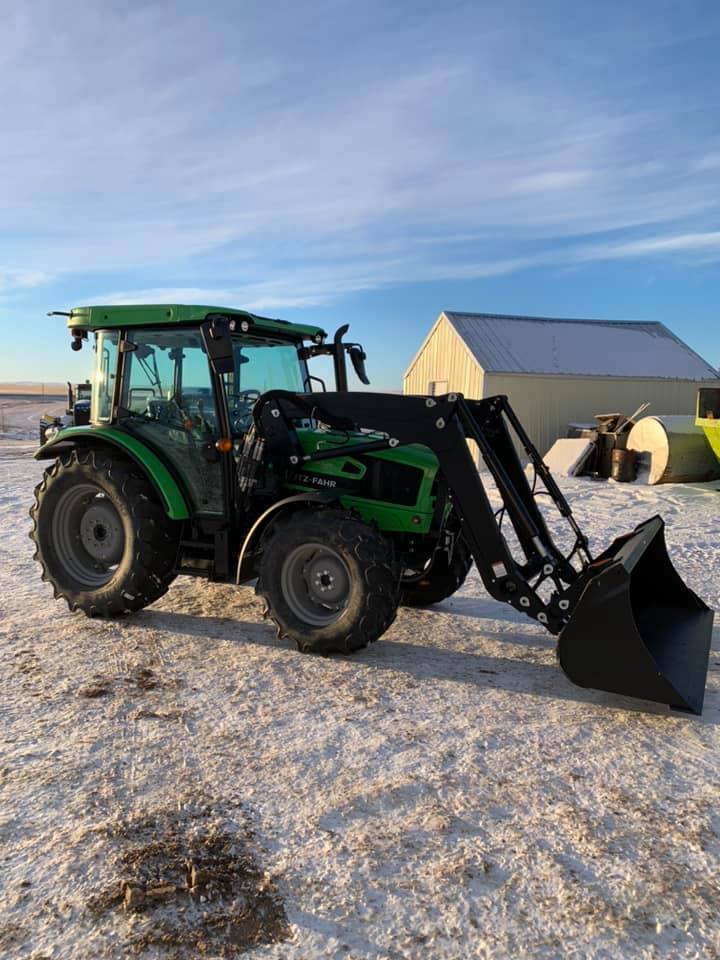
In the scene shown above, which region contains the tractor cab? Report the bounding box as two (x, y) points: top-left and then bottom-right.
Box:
(48, 305), (373, 525)
(97, 323), (311, 515)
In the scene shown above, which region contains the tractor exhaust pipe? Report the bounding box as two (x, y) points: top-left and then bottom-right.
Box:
(333, 324), (350, 392)
(557, 516), (714, 714)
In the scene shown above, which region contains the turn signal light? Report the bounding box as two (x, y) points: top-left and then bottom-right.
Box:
(215, 437), (233, 453)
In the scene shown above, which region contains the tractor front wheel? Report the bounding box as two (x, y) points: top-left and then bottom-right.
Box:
(256, 508), (399, 654)
(29, 448), (180, 617)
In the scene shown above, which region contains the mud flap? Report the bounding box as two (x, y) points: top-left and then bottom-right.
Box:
(557, 516), (714, 714)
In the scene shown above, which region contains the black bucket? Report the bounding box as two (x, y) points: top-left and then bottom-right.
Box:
(557, 516), (714, 714)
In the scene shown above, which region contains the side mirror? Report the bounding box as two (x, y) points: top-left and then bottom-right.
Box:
(349, 344), (370, 385)
(200, 316), (234, 375)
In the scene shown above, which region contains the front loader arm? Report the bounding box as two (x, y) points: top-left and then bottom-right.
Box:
(252, 390), (589, 634)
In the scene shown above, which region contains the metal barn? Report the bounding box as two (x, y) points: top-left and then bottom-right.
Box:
(403, 312), (719, 455)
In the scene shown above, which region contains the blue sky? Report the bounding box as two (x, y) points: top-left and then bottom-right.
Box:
(1, 0), (719, 389)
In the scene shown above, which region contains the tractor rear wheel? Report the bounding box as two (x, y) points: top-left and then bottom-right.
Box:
(401, 537), (473, 607)
(256, 508), (399, 654)
(29, 448), (180, 617)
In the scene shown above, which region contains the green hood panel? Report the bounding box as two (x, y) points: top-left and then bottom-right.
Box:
(295, 429), (439, 471)
(35, 426), (190, 520)
(291, 429), (440, 533)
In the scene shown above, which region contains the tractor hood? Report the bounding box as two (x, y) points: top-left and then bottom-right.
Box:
(296, 428), (439, 472)
(289, 427), (441, 534)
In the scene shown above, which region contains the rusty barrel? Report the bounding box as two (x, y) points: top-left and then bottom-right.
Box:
(611, 448), (636, 482)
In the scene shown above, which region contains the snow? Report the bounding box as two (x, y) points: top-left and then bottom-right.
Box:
(0, 394), (65, 442)
(445, 312), (720, 379)
(1, 439), (719, 959)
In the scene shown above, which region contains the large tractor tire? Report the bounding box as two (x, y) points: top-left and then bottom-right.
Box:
(401, 537), (473, 607)
(256, 508), (400, 654)
(29, 448), (180, 617)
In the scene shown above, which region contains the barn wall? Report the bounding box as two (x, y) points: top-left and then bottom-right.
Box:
(483, 373), (714, 455)
(403, 315), (484, 400)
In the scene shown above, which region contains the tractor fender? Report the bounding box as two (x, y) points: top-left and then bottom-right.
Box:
(236, 491), (337, 584)
(34, 426), (190, 521)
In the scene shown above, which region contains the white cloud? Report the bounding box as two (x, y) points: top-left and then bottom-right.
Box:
(507, 170), (594, 194)
(0, 268), (53, 295)
(0, 0), (719, 305)
(574, 231), (720, 261)
(692, 153), (720, 172)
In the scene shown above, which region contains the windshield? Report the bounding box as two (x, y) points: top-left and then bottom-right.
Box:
(224, 337), (306, 433)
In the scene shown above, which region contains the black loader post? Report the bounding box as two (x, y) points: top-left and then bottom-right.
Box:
(249, 389), (714, 714)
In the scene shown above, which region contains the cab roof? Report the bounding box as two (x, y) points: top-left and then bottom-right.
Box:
(64, 303), (327, 341)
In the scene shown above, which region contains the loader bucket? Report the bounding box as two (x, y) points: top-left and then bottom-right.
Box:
(558, 516), (713, 714)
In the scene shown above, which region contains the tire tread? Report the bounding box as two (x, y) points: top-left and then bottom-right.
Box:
(29, 447), (179, 617)
(256, 507), (399, 654)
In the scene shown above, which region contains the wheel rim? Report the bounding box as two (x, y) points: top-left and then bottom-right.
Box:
(50, 483), (125, 588)
(280, 543), (351, 626)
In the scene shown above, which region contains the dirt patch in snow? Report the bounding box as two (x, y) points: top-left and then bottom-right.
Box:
(87, 801), (289, 957)
(77, 665), (184, 699)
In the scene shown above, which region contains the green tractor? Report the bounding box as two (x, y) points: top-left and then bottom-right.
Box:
(32, 304), (714, 713)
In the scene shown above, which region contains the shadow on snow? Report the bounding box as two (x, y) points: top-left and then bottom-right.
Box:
(138, 607), (720, 724)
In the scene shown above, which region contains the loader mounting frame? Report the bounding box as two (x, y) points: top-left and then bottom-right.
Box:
(247, 388), (713, 714)
(251, 390), (591, 635)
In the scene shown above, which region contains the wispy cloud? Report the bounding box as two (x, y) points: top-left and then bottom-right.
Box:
(93, 226), (720, 311)
(578, 231), (720, 260)
(692, 153), (720, 173)
(0, 270), (50, 290)
(0, 0), (719, 309)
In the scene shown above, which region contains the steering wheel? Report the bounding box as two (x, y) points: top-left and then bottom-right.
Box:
(147, 397), (210, 439)
(228, 389), (262, 433)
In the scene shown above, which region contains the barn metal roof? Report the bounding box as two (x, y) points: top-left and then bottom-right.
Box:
(442, 312), (718, 380)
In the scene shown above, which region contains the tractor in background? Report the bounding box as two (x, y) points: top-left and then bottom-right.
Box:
(39, 380), (91, 445)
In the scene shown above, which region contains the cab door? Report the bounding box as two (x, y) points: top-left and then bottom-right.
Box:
(119, 328), (225, 516)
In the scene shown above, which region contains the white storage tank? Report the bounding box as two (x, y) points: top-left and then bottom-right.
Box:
(626, 415), (720, 484)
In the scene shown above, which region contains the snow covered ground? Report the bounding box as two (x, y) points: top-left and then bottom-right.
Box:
(1, 438), (719, 959)
(0, 394), (65, 442)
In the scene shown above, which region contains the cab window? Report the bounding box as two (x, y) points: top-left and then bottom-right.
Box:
(224, 337), (306, 434)
(118, 329), (223, 515)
